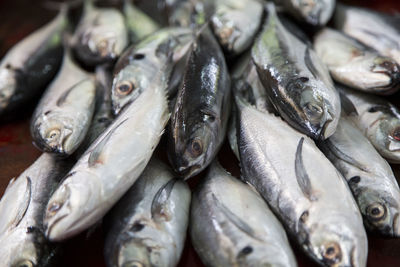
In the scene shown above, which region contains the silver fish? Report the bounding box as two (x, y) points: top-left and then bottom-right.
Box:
(191, 161), (297, 267)
(43, 65), (170, 241)
(339, 85), (400, 164)
(252, 3), (341, 140)
(0, 153), (72, 267)
(104, 159), (191, 267)
(319, 117), (400, 236)
(334, 4), (400, 65)
(30, 50), (96, 156)
(235, 88), (368, 266)
(0, 8), (67, 117)
(314, 28), (400, 94)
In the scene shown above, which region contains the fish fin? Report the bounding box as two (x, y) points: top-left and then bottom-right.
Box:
(13, 177), (32, 228)
(304, 46), (319, 79)
(324, 140), (369, 172)
(151, 179), (177, 222)
(339, 91), (358, 116)
(295, 138), (317, 201)
(56, 79), (90, 107)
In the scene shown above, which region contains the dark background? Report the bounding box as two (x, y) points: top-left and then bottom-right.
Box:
(1, 0), (400, 266)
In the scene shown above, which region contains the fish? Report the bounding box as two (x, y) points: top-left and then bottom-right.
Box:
(71, 0), (128, 66)
(104, 159), (191, 267)
(0, 8), (67, 117)
(0, 153), (72, 267)
(272, 0), (336, 26)
(314, 28), (400, 94)
(334, 4), (400, 65)
(235, 86), (368, 266)
(210, 0), (264, 55)
(30, 50), (96, 156)
(338, 85), (400, 164)
(252, 3), (341, 140)
(319, 117), (400, 236)
(166, 0), (214, 28)
(112, 27), (194, 115)
(191, 161), (297, 267)
(168, 25), (231, 179)
(43, 64), (171, 241)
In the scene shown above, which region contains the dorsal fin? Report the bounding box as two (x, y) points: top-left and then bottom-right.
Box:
(151, 179), (177, 222)
(295, 138), (317, 201)
(325, 140), (369, 172)
(14, 177), (32, 227)
(304, 46), (319, 79)
(339, 91), (358, 116)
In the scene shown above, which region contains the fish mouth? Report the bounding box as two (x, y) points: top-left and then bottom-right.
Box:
(177, 164), (202, 179)
(317, 118), (334, 140)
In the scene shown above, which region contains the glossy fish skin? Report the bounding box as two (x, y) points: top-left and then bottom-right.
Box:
(43, 66), (170, 242)
(314, 28), (400, 94)
(191, 161), (297, 267)
(168, 26), (231, 179)
(252, 3), (340, 140)
(319, 118), (400, 236)
(104, 159), (191, 267)
(72, 1), (128, 66)
(334, 4), (400, 65)
(235, 89), (368, 266)
(31, 51), (96, 157)
(0, 153), (72, 267)
(339, 86), (400, 164)
(112, 27), (193, 115)
(0, 9), (67, 117)
(210, 0), (263, 55)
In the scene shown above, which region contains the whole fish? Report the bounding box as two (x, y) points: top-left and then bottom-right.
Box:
(252, 3), (340, 140)
(319, 118), (400, 236)
(0, 8), (67, 117)
(112, 27), (194, 115)
(71, 0), (128, 66)
(104, 159), (191, 267)
(191, 161), (297, 267)
(43, 65), (170, 241)
(339, 85), (400, 164)
(168, 26), (231, 179)
(210, 0), (263, 55)
(0, 153), (72, 267)
(273, 0), (335, 26)
(334, 4), (400, 65)
(31, 50), (96, 156)
(235, 89), (368, 266)
(314, 28), (400, 94)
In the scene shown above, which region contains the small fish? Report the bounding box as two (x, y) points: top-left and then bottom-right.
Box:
(334, 4), (400, 65)
(168, 26), (231, 179)
(338, 85), (400, 164)
(319, 117), (400, 236)
(252, 3), (340, 140)
(314, 28), (400, 94)
(0, 153), (72, 267)
(0, 8), (67, 117)
(104, 159), (191, 267)
(71, 0), (128, 66)
(191, 161), (297, 267)
(43, 65), (170, 241)
(31, 50), (96, 156)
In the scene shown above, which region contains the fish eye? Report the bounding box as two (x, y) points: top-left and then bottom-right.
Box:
(190, 138), (203, 157)
(116, 81), (135, 96)
(391, 127), (400, 141)
(133, 54), (145, 60)
(13, 259), (35, 267)
(366, 203), (387, 221)
(46, 129), (61, 141)
(322, 241), (342, 264)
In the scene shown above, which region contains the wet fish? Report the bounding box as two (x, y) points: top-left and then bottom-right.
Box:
(319, 117), (400, 236)
(43, 65), (170, 241)
(71, 0), (128, 66)
(31, 50), (96, 156)
(235, 88), (368, 266)
(191, 161), (297, 267)
(0, 8), (67, 117)
(314, 28), (400, 94)
(112, 27), (194, 115)
(0, 153), (72, 267)
(252, 3), (340, 140)
(334, 4), (400, 65)
(338, 85), (400, 163)
(168, 26), (231, 179)
(210, 0), (263, 55)
(104, 159), (191, 267)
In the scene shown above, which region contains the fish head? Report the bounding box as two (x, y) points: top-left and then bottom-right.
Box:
(371, 57), (400, 91)
(292, 0), (333, 26)
(0, 66), (18, 112)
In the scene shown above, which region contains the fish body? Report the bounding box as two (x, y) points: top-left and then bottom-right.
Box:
(252, 3), (340, 140)
(314, 28), (400, 94)
(168, 26), (231, 179)
(191, 161), (297, 267)
(104, 159), (191, 267)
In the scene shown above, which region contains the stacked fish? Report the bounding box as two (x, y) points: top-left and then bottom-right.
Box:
(1, 0), (400, 266)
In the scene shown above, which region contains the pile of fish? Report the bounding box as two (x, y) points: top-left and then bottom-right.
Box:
(2, 0), (400, 266)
